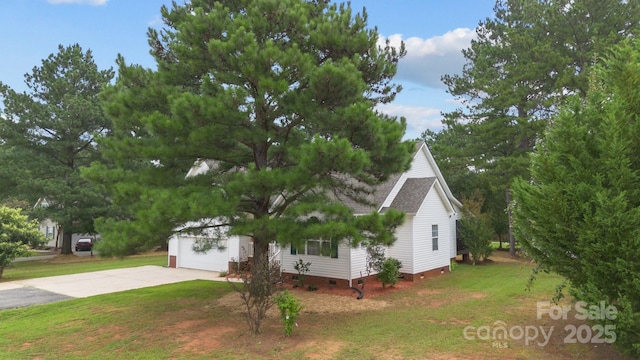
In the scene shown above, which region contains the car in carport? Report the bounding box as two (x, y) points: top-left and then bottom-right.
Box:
(75, 238), (93, 252)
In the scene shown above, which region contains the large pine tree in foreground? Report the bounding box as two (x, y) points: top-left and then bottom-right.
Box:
(88, 0), (414, 259)
(512, 39), (640, 357)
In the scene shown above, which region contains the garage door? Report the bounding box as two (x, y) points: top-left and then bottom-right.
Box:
(178, 237), (229, 272)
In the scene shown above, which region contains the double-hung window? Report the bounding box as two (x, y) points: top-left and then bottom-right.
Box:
(291, 239), (338, 258)
(432, 225), (439, 251)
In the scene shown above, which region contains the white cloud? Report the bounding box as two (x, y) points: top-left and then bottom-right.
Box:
(376, 103), (443, 139)
(148, 15), (163, 27)
(47, 0), (108, 5)
(379, 28), (476, 90)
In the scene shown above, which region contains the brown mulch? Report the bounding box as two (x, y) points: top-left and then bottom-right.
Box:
(215, 278), (409, 315)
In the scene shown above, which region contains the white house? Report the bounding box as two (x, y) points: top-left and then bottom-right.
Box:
(167, 142), (464, 287)
(33, 197), (100, 250)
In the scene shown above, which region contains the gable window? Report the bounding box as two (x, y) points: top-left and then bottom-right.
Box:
(432, 224), (439, 251)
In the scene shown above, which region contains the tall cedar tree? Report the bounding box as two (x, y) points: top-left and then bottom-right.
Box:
(512, 39), (640, 357)
(425, 0), (640, 252)
(88, 0), (414, 260)
(0, 44), (114, 254)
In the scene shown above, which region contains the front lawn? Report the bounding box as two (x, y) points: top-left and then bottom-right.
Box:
(0, 252), (629, 359)
(1, 252), (167, 281)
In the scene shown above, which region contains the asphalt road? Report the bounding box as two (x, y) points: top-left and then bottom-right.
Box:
(0, 287), (73, 310)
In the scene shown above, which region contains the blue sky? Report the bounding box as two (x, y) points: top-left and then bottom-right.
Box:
(0, 0), (496, 139)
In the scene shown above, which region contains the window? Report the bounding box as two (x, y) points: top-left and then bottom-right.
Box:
(432, 224), (439, 251)
(290, 244), (305, 255)
(307, 240), (321, 255)
(290, 240), (337, 258)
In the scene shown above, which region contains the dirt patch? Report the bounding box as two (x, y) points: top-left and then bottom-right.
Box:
(294, 339), (346, 359)
(417, 288), (444, 296)
(216, 288), (390, 316)
(471, 292), (488, 299)
(489, 250), (535, 264)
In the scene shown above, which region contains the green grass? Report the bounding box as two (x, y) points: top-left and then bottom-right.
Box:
(0, 254), (628, 359)
(327, 260), (559, 359)
(0, 280), (230, 360)
(2, 253), (167, 281)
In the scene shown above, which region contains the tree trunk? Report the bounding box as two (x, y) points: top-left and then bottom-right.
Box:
(506, 188), (516, 257)
(252, 236), (270, 267)
(60, 224), (73, 255)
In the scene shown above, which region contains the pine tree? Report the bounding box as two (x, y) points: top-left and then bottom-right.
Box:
(432, 0), (640, 254)
(512, 39), (640, 357)
(87, 0), (414, 260)
(0, 44), (114, 254)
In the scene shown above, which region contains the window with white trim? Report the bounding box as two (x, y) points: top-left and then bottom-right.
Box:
(290, 239), (338, 258)
(432, 224), (439, 251)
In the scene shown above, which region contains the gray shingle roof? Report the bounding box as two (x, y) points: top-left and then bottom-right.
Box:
(336, 142), (427, 215)
(336, 172), (404, 215)
(387, 177), (436, 214)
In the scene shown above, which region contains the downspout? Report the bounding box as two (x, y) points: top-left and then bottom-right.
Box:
(175, 234), (180, 268)
(348, 244), (352, 288)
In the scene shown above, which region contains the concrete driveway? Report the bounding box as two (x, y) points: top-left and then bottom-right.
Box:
(0, 266), (236, 310)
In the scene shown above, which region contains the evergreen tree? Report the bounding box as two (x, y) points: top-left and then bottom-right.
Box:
(512, 39), (640, 357)
(431, 0), (640, 254)
(87, 0), (413, 260)
(0, 44), (114, 254)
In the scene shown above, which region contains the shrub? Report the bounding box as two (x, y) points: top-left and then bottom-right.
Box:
(378, 257), (402, 288)
(274, 289), (303, 337)
(228, 254), (282, 335)
(293, 258), (311, 287)
(460, 215), (494, 265)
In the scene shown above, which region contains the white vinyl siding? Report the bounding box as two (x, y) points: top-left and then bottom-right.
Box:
(282, 242), (350, 280)
(405, 147), (437, 178)
(350, 245), (369, 279)
(412, 186), (451, 274)
(386, 217), (414, 274)
(450, 208), (462, 259)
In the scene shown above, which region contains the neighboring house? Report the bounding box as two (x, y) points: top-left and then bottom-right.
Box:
(168, 142), (466, 288)
(34, 197), (60, 248)
(33, 197), (98, 250)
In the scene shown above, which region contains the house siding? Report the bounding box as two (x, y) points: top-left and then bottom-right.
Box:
(386, 216), (414, 274)
(450, 205), (462, 259)
(412, 188), (451, 274)
(281, 243), (351, 280)
(237, 236), (252, 261)
(39, 219), (58, 248)
(406, 148), (437, 178)
(350, 245), (369, 280)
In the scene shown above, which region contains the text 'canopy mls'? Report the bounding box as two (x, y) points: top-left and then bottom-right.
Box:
(90, 0), (414, 259)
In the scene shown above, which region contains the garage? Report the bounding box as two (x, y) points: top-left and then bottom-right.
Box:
(171, 235), (230, 272)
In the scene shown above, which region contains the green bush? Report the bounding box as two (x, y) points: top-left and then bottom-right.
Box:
(460, 215), (494, 265)
(378, 257), (402, 288)
(274, 290), (303, 337)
